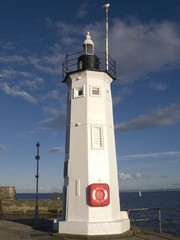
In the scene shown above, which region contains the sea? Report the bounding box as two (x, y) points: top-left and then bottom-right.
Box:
(16, 190), (180, 237)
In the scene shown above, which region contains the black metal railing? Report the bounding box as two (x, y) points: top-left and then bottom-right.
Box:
(128, 208), (162, 233)
(128, 207), (180, 236)
(62, 51), (116, 81)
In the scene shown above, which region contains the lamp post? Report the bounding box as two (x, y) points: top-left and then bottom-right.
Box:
(35, 142), (40, 224)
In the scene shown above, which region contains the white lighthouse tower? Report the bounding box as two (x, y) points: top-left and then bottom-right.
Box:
(55, 31), (130, 236)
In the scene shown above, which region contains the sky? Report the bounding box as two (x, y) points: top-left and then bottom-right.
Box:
(0, 0), (180, 193)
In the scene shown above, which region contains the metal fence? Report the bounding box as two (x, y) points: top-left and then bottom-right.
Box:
(62, 51), (116, 81)
(128, 208), (162, 233)
(128, 208), (180, 236)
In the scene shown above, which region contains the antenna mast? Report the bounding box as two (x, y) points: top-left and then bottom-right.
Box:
(103, 3), (110, 71)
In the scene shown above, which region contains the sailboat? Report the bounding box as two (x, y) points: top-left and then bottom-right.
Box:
(139, 190), (142, 197)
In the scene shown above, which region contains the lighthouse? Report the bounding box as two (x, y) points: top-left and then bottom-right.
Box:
(55, 31), (130, 235)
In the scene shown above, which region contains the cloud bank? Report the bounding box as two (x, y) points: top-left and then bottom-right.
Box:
(1, 17), (180, 105)
(110, 19), (180, 82)
(48, 146), (64, 153)
(45, 17), (180, 83)
(115, 104), (180, 131)
(119, 172), (150, 180)
(119, 151), (180, 161)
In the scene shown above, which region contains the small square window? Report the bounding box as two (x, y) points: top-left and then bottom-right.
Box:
(90, 86), (101, 97)
(73, 86), (84, 98)
(78, 89), (83, 96)
(92, 87), (100, 95)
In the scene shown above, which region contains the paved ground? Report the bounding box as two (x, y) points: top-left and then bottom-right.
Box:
(0, 218), (52, 240)
(0, 218), (179, 240)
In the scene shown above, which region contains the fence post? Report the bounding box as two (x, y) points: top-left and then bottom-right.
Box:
(158, 209), (162, 233)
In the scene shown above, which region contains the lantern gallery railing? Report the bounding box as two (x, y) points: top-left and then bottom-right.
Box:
(62, 51), (116, 81)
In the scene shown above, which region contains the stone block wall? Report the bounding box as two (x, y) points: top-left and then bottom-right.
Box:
(1, 199), (62, 215)
(0, 187), (62, 215)
(0, 186), (16, 200)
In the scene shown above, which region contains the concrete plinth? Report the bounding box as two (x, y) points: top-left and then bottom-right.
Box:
(55, 212), (130, 236)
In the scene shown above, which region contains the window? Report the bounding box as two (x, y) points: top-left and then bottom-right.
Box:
(73, 86), (85, 98)
(91, 126), (103, 149)
(78, 89), (83, 96)
(92, 87), (100, 95)
(90, 86), (101, 97)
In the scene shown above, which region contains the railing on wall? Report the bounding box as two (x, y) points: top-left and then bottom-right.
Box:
(62, 51), (116, 81)
(128, 208), (162, 233)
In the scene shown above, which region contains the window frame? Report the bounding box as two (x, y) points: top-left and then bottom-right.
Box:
(90, 85), (101, 97)
(73, 86), (85, 99)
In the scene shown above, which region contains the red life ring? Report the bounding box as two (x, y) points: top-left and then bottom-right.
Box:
(89, 183), (110, 207)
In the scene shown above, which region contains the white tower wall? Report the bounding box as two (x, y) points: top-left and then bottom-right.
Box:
(57, 69), (130, 235)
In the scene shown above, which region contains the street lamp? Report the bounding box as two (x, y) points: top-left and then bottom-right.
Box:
(35, 142), (40, 224)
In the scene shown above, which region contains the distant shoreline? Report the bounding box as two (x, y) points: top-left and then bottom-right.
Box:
(121, 188), (180, 192)
(16, 188), (180, 195)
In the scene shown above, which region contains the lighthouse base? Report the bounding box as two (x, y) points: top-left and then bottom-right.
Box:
(54, 212), (130, 236)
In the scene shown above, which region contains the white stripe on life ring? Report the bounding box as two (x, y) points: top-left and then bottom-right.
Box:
(104, 189), (108, 200)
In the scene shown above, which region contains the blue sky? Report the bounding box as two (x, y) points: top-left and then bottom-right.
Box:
(0, 0), (180, 193)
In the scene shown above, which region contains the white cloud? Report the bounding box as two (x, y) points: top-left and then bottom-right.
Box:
(167, 159), (179, 164)
(149, 82), (167, 91)
(75, 3), (89, 19)
(1, 17), (180, 89)
(1, 41), (15, 51)
(0, 145), (7, 152)
(110, 19), (180, 83)
(43, 106), (59, 115)
(1, 69), (44, 90)
(115, 104), (180, 131)
(119, 151), (180, 161)
(119, 172), (149, 180)
(28, 55), (61, 76)
(1, 17), (180, 108)
(20, 77), (44, 90)
(0, 54), (26, 64)
(0, 82), (37, 103)
(18, 130), (37, 138)
(48, 146), (64, 153)
(50, 17), (180, 82)
(39, 110), (66, 132)
(47, 90), (60, 100)
(47, 19), (81, 39)
(112, 95), (123, 105)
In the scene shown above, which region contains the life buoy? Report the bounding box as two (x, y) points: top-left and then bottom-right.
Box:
(89, 183), (110, 207)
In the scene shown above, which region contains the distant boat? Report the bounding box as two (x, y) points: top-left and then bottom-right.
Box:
(139, 191), (142, 197)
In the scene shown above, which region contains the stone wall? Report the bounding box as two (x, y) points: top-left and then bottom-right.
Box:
(0, 187), (62, 215)
(0, 186), (16, 200)
(0, 199), (62, 215)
